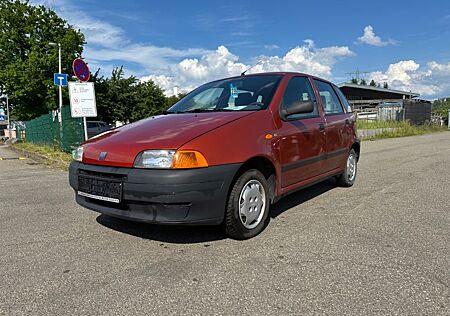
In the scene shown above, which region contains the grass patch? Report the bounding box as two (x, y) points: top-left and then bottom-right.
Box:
(12, 142), (72, 170)
(357, 120), (405, 129)
(360, 121), (448, 140)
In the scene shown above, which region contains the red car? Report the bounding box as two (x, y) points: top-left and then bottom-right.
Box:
(69, 72), (360, 239)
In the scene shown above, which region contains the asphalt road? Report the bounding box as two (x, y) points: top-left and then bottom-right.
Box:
(1, 133), (449, 315)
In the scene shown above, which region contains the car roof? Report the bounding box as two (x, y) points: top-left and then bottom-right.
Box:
(210, 72), (333, 85)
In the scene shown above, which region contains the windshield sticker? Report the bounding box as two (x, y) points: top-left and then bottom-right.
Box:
(230, 83), (238, 99)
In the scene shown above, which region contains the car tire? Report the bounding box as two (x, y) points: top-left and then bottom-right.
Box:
(225, 169), (270, 240)
(336, 149), (358, 187)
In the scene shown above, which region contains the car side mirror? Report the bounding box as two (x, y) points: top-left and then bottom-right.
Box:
(280, 100), (314, 120)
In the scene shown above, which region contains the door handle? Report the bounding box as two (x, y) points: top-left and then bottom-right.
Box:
(318, 123), (326, 131)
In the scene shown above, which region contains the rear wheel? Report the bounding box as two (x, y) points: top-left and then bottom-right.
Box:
(336, 149), (357, 187)
(225, 169), (270, 239)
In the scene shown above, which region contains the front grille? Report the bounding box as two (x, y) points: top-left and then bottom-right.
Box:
(78, 169), (127, 181)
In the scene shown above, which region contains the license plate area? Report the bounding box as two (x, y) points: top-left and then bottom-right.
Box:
(78, 175), (122, 204)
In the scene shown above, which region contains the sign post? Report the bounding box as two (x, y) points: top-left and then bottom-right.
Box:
(53, 72), (68, 144)
(71, 58), (94, 140)
(68, 82), (97, 140)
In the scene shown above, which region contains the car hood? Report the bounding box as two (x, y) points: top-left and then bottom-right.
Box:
(82, 111), (253, 167)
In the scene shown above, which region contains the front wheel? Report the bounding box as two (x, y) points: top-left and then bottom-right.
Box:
(225, 169), (270, 240)
(336, 149), (358, 187)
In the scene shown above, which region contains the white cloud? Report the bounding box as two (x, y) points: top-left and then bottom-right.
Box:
(31, 1), (210, 75)
(33, 1), (354, 94)
(31, 1), (125, 48)
(74, 15), (125, 48)
(85, 45), (210, 74)
(368, 60), (450, 97)
(143, 40), (354, 95)
(357, 25), (396, 47)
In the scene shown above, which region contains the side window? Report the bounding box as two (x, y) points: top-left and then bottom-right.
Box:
(314, 80), (344, 115)
(281, 77), (318, 119)
(334, 85), (353, 113)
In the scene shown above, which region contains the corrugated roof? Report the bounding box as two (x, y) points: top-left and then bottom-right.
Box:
(338, 83), (420, 97)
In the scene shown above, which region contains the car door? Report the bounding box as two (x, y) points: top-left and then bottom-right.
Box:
(313, 79), (349, 172)
(278, 76), (327, 188)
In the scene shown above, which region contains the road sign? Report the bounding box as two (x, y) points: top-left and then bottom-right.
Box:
(53, 73), (68, 86)
(68, 82), (97, 118)
(72, 58), (90, 82)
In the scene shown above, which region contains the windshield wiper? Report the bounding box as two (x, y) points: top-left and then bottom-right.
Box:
(183, 108), (235, 113)
(163, 110), (186, 114)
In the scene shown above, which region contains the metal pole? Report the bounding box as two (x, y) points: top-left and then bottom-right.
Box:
(58, 43), (62, 114)
(83, 117), (88, 141)
(6, 95), (11, 139)
(57, 43), (63, 147)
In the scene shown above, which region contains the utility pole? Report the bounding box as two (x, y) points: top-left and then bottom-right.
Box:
(346, 68), (370, 83)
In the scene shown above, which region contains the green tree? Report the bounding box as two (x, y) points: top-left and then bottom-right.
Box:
(433, 98), (450, 118)
(383, 82), (389, 89)
(369, 79), (377, 87)
(131, 80), (167, 122)
(360, 79), (367, 85)
(0, 0), (85, 120)
(166, 93), (186, 108)
(350, 78), (358, 84)
(94, 67), (167, 124)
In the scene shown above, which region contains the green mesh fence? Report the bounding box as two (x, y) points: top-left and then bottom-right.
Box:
(22, 105), (85, 153)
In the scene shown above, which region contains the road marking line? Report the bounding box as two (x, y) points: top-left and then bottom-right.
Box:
(0, 157), (27, 160)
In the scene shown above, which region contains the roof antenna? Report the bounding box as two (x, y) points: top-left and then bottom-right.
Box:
(241, 60), (263, 76)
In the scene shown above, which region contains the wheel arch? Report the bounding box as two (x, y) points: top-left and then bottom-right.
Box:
(351, 140), (361, 161)
(230, 156), (278, 204)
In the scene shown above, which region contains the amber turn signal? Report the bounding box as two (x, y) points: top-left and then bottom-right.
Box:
(172, 150), (208, 169)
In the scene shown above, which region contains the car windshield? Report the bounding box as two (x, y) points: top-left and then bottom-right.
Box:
(167, 75), (282, 113)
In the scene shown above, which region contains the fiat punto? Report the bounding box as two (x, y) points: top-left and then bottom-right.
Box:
(69, 72), (360, 239)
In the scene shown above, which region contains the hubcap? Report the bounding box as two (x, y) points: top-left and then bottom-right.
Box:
(347, 153), (357, 181)
(238, 179), (266, 229)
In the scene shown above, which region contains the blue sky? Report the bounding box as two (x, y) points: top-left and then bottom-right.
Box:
(35, 0), (450, 98)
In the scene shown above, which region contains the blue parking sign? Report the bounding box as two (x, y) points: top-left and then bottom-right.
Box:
(54, 73), (68, 86)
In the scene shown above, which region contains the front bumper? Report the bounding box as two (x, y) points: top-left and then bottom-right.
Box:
(69, 161), (241, 225)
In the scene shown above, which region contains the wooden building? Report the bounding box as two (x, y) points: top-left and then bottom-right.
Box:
(338, 83), (432, 125)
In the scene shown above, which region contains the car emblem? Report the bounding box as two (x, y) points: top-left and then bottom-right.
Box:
(99, 152), (107, 161)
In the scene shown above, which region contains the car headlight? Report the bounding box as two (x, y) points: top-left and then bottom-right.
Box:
(133, 150), (208, 169)
(73, 146), (83, 162)
(134, 150), (175, 169)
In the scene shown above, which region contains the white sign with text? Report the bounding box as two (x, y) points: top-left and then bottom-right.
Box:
(68, 82), (97, 118)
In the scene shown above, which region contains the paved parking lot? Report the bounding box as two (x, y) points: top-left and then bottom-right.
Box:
(1, 132), (449, 315)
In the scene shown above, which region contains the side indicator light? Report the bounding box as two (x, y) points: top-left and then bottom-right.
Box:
(265, 133), (273, 140)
